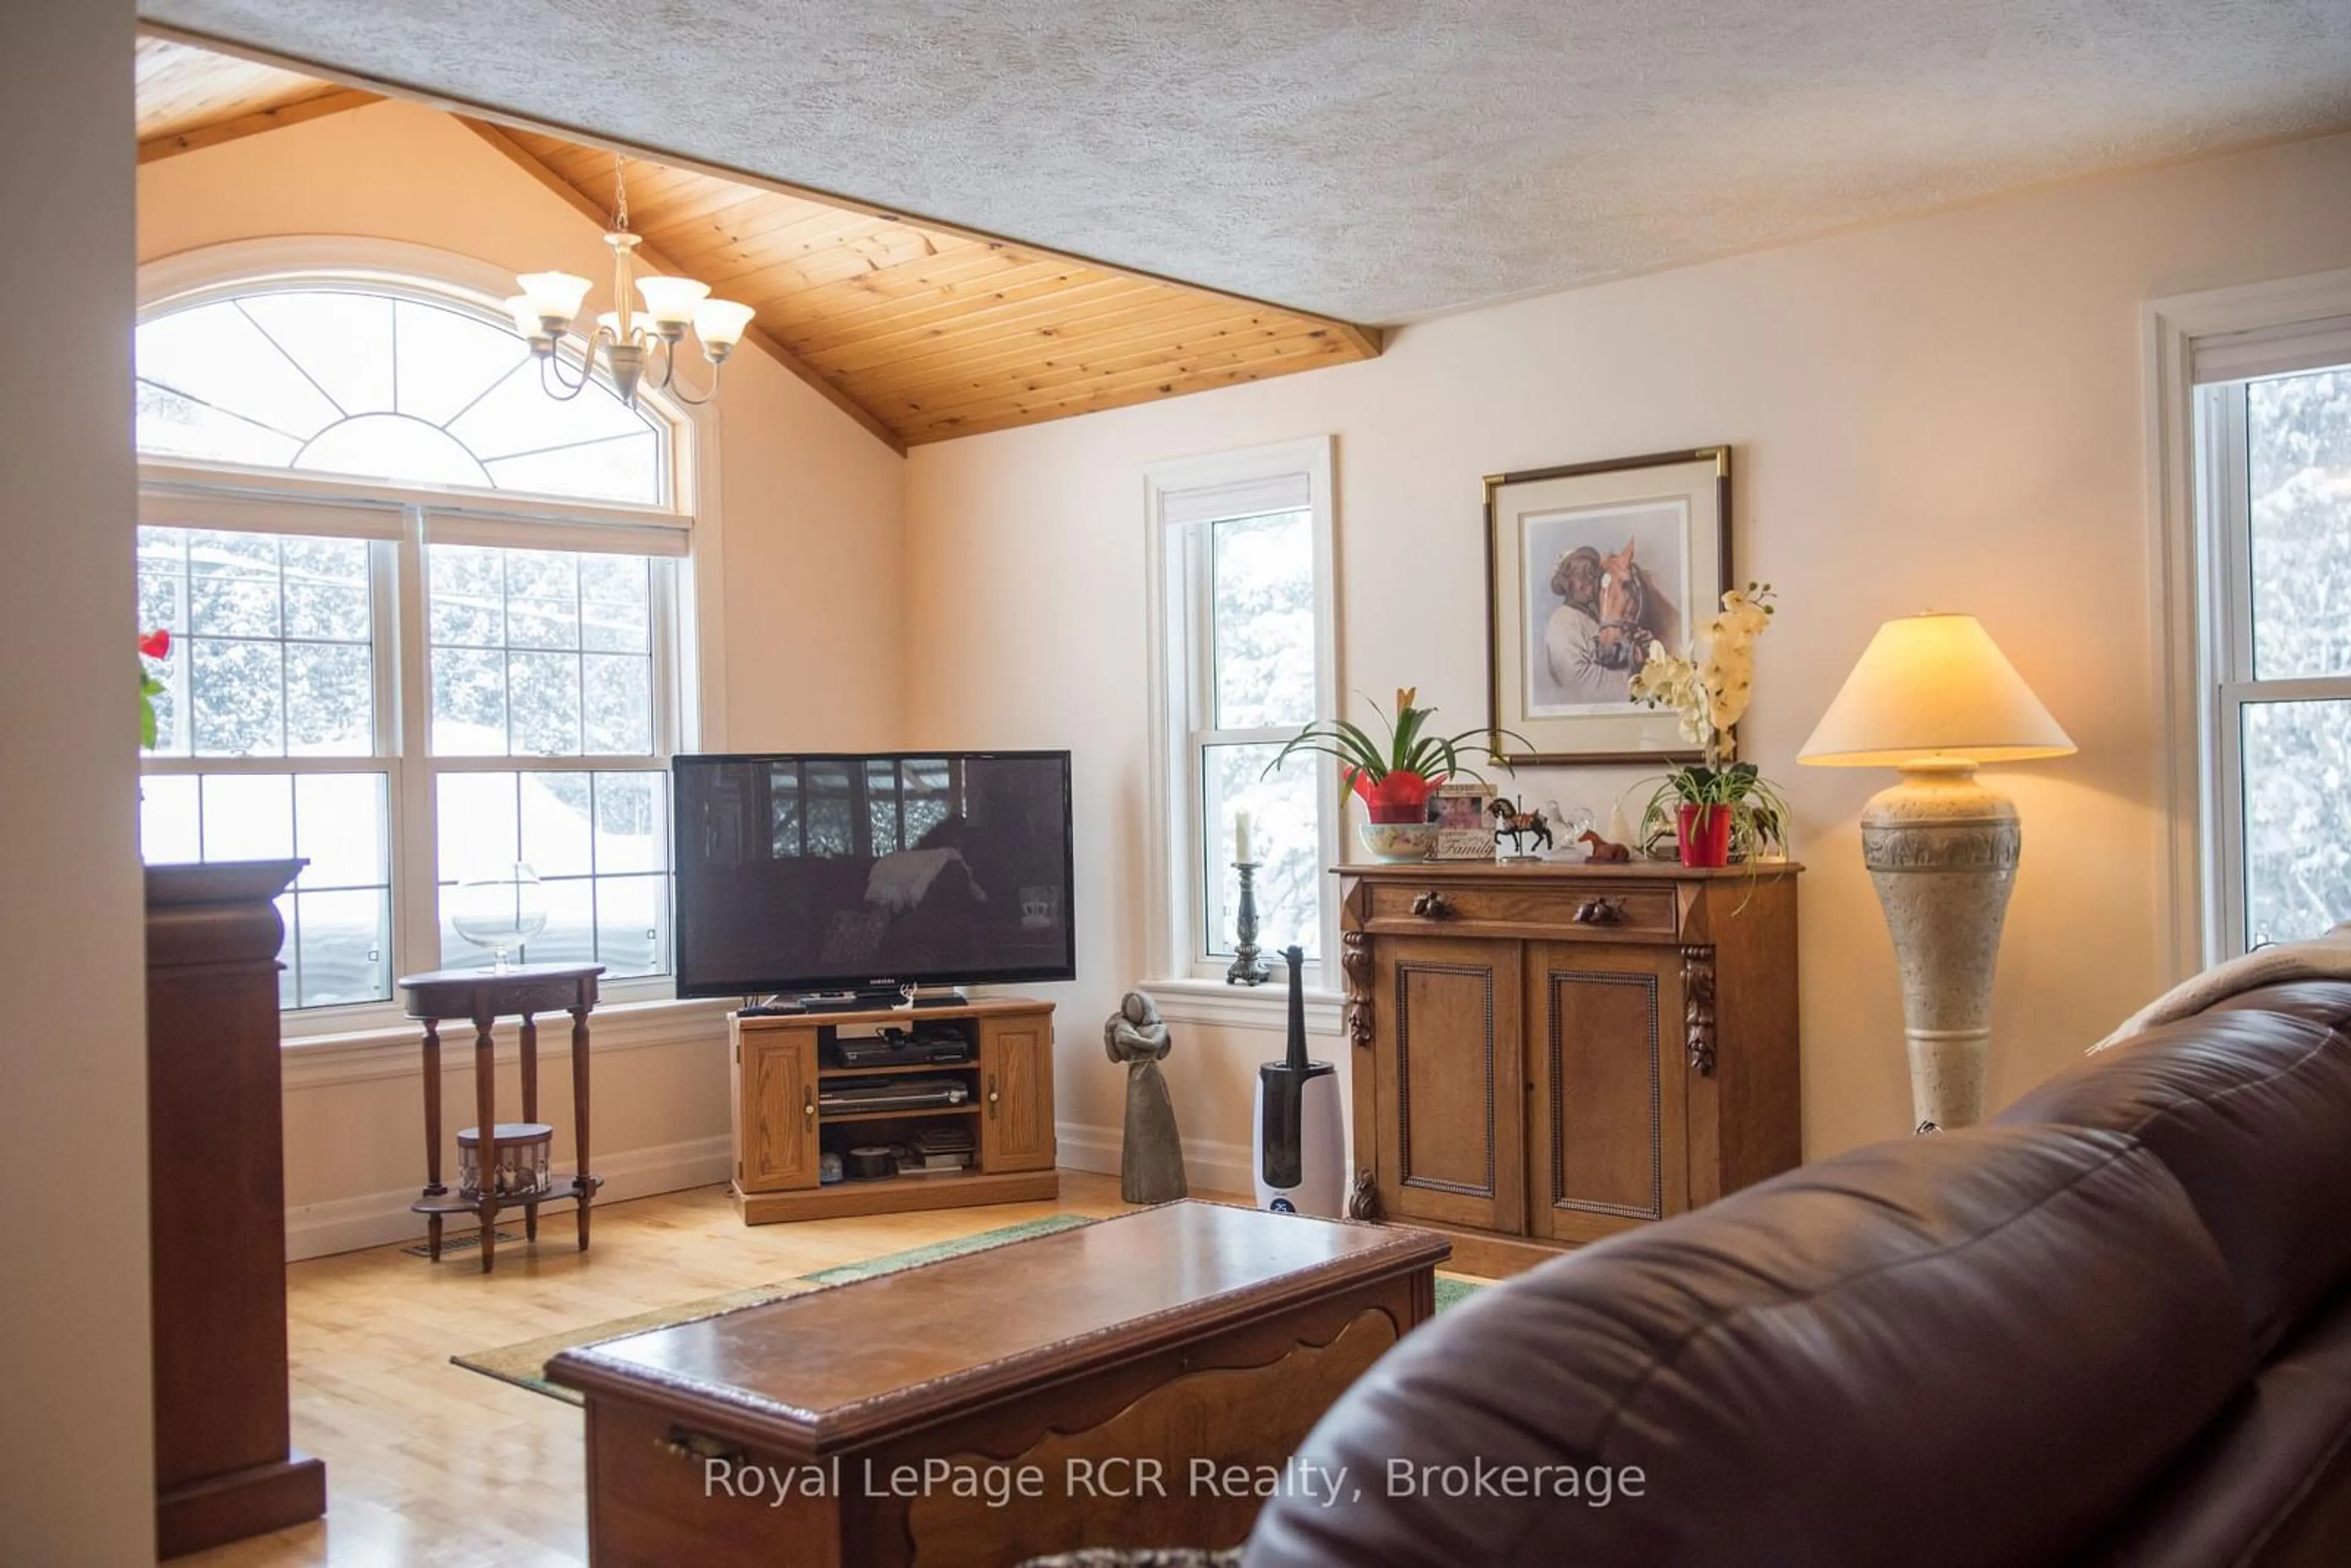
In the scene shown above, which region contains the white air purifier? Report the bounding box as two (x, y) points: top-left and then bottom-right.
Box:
(1252, 947), (1346, 1217)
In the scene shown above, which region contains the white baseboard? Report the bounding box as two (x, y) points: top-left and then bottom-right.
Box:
(293, 1121), (1267, 1259)
(283, 1132), (732, 1261)
(1055, 1119), (1256, 1199)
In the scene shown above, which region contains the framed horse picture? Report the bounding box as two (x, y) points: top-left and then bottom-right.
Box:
(1484, 446), (1732, 764)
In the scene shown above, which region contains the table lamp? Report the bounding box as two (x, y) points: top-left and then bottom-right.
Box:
(1798, 613), (2074, 1131)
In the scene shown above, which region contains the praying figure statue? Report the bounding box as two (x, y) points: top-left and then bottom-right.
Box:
(1103, 991), (1188, 1204)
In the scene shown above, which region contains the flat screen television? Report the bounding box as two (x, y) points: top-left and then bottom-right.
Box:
(671, 751), (1074, 999)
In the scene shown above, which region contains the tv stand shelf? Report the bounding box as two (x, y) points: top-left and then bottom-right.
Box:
(729, 997), (1057, 1225)
(819, 1060), (978, 1079)
(823, 1103), (982, 1127)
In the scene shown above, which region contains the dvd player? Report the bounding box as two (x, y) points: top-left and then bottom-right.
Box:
(833, 1030), (973, 1068)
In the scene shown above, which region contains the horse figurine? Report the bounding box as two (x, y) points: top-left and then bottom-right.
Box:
(1577, 829), (1632, 865)
(1592, 538), (1682, 675)
(1489, 798), (1556, 859)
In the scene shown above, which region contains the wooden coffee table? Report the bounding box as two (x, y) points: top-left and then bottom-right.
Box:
(549, 1201), (1449, 1567)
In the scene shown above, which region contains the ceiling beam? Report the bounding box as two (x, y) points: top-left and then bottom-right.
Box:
(459, 118), (909, 456)
(136, 84), (379, 164)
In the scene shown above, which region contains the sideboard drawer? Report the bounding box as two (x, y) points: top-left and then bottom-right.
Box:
(1365, 880), (1679, 939)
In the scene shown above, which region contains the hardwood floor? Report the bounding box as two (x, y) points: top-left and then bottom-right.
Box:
(188, 1173), (1153, 1567)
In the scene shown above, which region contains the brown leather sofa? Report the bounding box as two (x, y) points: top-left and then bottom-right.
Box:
(1244, 981), (2351, 1567)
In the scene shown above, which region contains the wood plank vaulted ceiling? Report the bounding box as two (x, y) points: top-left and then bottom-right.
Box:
(135, 36), (1379, 450)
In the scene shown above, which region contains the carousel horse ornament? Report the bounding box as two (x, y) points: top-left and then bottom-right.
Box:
(1490, 797), (1558, 859)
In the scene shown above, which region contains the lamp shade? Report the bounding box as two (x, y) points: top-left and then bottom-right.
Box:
(634, 274), (710, 326)
(515, 270), (592, 324)
(691, 298), (756, 349)
(1798, 612), (2074, 767)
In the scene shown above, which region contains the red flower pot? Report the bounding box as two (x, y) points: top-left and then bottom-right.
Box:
(1354, 770), (1442, 823)
(1676, 803), (1733, 868)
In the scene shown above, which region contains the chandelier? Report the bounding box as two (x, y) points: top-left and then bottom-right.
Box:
(505, 156), (754, 408)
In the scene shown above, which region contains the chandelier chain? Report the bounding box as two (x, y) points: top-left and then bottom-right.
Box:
(613, 153), (629, 233)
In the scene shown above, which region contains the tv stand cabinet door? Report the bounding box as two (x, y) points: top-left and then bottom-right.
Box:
(980, 1012), (1056, 1173)
(739, 1029), (821, 1192)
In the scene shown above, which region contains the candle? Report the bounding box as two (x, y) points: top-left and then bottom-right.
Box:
(1234, 810), (1254, 865)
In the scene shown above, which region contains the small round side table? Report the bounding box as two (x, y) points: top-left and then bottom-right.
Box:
(397, 963), (605, 1274)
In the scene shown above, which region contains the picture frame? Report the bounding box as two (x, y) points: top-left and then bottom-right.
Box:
(1431, 781), (1497, 860)
(1485, 446), (1731, 765)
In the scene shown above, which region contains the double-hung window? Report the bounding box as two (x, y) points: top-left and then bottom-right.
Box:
(133, 276), (700, 1019)
(1147, 437), (1340, 988)
(2194, 317), (2351, 955)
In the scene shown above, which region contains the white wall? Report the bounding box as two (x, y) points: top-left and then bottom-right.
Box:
(0, 3), (157, 1561)
(137, 100), (908, 1256)
(120, 96), (2351, 1241)
(904, 131), (2351, 1169)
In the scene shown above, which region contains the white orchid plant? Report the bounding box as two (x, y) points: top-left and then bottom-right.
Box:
(1627, 583), (1789, 857)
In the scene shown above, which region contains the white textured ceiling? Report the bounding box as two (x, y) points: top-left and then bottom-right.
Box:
(143, 1), (2351, 324)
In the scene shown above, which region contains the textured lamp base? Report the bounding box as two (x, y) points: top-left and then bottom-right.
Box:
(1860, 760), (2022, 1132)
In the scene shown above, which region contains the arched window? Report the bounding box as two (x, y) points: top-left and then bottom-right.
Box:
(134, 269), (696, 1019)
(136, 286), (666, 506)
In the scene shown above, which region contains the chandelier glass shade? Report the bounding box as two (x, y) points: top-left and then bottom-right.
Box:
(505, 160), (752, 408)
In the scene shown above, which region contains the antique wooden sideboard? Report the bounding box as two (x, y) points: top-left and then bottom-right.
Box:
(1338, 860), (1801, 1276)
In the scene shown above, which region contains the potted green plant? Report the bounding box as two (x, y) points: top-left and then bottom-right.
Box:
(1270, 687), (1526, 861)
(1629, 585), (1790, 866)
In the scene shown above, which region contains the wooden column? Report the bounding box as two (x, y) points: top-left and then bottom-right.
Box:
(146, 860), (326, 1558)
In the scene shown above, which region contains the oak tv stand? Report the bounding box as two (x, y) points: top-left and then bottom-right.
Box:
(730, 996), (1057, 1225)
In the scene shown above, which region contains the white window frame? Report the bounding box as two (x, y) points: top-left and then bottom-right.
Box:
(2147, 267), (2351, 973)
(135, 239), (730, 1037)
(1142, 435), (1343, 1026)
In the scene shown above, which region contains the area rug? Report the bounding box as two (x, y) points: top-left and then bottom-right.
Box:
(456, 1214), (1489, 1408)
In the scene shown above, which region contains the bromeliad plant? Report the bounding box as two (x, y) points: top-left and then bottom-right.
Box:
(138, 628), (171, 751)
(1627, 585), (1790, 863)
(1269, 687), (1528, 822)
